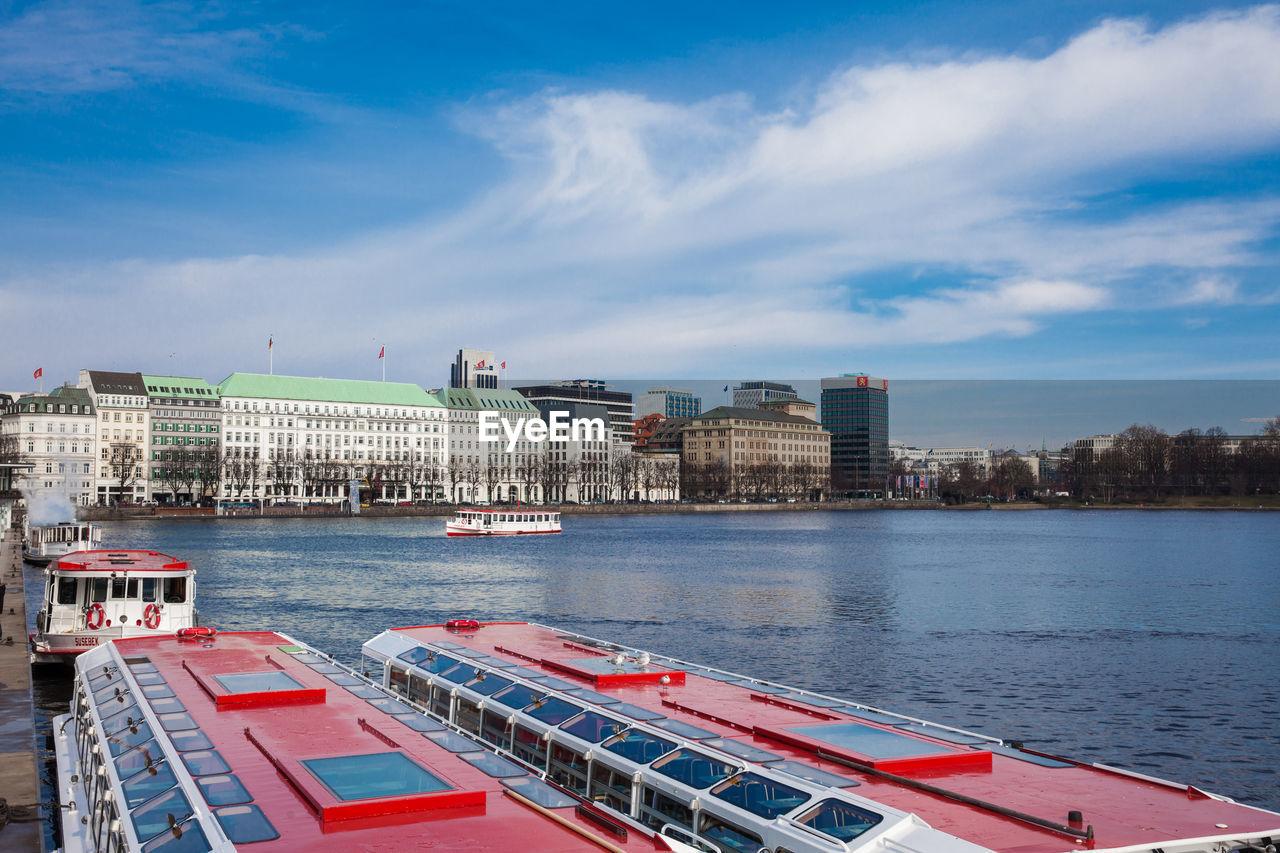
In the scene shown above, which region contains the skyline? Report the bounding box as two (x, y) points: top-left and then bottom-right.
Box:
(4, 2), (1280, 386)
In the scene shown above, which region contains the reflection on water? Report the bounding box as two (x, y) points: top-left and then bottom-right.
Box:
(29, 509), (1280, 812)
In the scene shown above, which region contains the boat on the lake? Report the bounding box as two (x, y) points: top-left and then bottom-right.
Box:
(446, 507), (562, 536)
(53, 620), (1280, 853)
(30, 549), (199, 664)
(22, 521), (102, 566)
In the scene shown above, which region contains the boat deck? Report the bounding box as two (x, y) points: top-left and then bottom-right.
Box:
(383, 622), (1280, 853)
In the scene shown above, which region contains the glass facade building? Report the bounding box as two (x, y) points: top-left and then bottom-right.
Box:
(820, 375), (889, 495)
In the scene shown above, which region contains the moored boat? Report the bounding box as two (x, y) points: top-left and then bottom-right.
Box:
(30, 550), (199, 664)
(446, 508), (562, 536)
(23, 521), (103, 566)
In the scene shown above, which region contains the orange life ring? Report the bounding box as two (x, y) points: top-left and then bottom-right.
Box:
(85, 603), (105, 630)
(144, 603), (161, 629)
(445, 619), (481, 631)
(176, 626), (216, 640)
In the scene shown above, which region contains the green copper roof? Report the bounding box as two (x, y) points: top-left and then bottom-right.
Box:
(142, 375), (219, 399)
(217, 373), (443, 407)
(443, 387), (538, 412)
(8, 386), (95, 413)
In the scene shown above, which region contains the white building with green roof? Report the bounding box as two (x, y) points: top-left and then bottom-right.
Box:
(215, 373), (448, 504)
(1, 386), (98, 509)
(442, 387), (542, 503)
(143, 376), (221, 504)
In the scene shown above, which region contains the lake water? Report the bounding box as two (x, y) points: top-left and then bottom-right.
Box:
(27, 509), (1280, 817)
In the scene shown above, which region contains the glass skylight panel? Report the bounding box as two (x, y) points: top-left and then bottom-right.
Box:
(213, 671), (305, 694)
(325, 672), (363, 686)
(141, 684), (176, 699)
(795, 798), (884, 842)
(302, 752), (452, 801)
(131, 788), (196, 842)
(602, 730), (677, 764)
(460, 751), (527, 778)
(563, 688), (620, 705)
(701, 738), (782, 764)
(424, 731), (483, 753)
(108, 722), (154, 756)
(398, 715), (444, 732)
(115, 741), (162, 779)
(651, 718), (718, 740)
(181, 750), (231, 777)
(612, 702), (666, 722)
(770, 760), (860, 788)
(528, 675), (578, 691)
(196, 774), (253, 806)
(894, 723), (988, 745)
(710, 771), (810, 818)
(523, 696), (583, 725)
(786, 722), (954, 759)
(491, 684), (545, 710)
(501, 777), (578, 809)
(464, 673), (513, 696)
(213, 805), (279, 845)
(139, 818), (209, 853)
(306, 662), (344, 674)
(123, 762), (178, 807)
(101, 704), (142, 735)
(367, 697), (416, 716)
(652, 748), (737, 789)
(290, 652), (327, 664)
(148, 697), (186, 715)
(157, 712), (199, 731)
(344, 684), (384, 699)
(840, 708), (904, 725)
(780, 693), (847, 709)
(132, 671), (168, 686)
(559, 712), (627, 743)
(168, 730), (214, 752)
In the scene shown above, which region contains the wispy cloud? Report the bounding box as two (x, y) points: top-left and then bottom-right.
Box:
(4, 5), (1280, 383)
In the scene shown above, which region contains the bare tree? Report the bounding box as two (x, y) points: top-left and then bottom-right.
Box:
(108, 441), (141, 504)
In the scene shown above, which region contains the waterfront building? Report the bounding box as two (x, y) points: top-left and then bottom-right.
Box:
(646, 416), (691, 455)
(681, 404), (830, 500)
(630, 450), (681, 502)
(820, 374), (889, 496)
(632, 413), (664, 449)
(514, 379), (635, 447)
(78, 370), (150, 505)
(531, 400), (612, 503)
(441, 387), (541, 504)
(143, 375), (221, 504)
(636, 386), (700, 418)
(450, 347), (498, 389)
(890, 441), (993, 476)
(216, 373), (447, 504)
(731, 380), (798, 409)
(1, 386), (98, 508)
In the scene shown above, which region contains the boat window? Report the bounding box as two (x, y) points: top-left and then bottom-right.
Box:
(398, 648), (459, 674)
(560, 712), (627, 744)
(56, 578), (78, 605)
(163, 578), (186, 604)
(141, 578), (157, 602)
(700, 738), (781, 764)
(108, 722), (154, 756)
(438, 662), (481, 684)
(652, 748), (737, 789)
(142, 683), (176, 699)
(480, 710), (512, 749)
(157, 712), (199, 732)
(464, 673), (513, 696)
(101, 704), (143, 735)
(389, 665), (409, 695)
(168, 730), (214, 752)
(326, 672), (364, 688)
(148, 697), (185, 714)
(651, 718), (718, 740)
(399, 715), (444, 733)
(502, 776), (579, 809)
(430, 684), (451, 718)
(612, 702), (666, 722)
(640, 785), (694, 830)
(367, 697), (415, 717)
(123, 761), (178, 807)
(795, 798), (884, 842)
(91, 578), (108, 603)
(181, 750), (232, 777)
(549, 743), (589, 794)
(710, 772), (809, 818)
(94, 679), (132, 705)
(302, 752), (453, 801)
(131, 787), (196, 843)
(601, 729), (677, 764)
(197, 774), (253, 806)
(115, 742), (163, 779)
(589, 762), (632, 813)
(460, 751), (526, 779)
(524, 696), (583, 725)
(344, 684), (384, 699)
(213, 805), (279, 845)
(698, 812), (763, 853)
(770, 761), (860, 788)
(455, 697), (482, 733)
(407, 672), (431, 704)
(491, 684), (545, 711)
(564, 688), (620, 706)
(513, 724), (549, 767)
(424, 730), (482, 754)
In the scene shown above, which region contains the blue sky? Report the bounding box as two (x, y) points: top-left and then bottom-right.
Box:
(3, 1), (1280, 393)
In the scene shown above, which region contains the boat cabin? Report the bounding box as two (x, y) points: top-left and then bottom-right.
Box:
(446, 508), (562, 536)
(32, 550), (198, 662)
(24, 521), (103, 565)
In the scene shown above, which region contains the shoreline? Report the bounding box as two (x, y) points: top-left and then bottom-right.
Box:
(73, 498), (1280, 522)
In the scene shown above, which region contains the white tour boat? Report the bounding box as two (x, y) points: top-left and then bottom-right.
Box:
(23, 521), (103, 566)
(30, 549), (200, 664)
(446, 507), (562, 536)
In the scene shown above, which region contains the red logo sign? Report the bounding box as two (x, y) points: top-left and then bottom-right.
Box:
(856, 376), (868, 388)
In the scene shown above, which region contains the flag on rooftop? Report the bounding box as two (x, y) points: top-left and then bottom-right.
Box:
(268, 336), (273, 350)
(33, 367), (42, 379)
(378, 346), (385, 359)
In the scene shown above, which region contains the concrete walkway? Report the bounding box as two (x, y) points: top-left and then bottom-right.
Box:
(0, 533), (41, 851)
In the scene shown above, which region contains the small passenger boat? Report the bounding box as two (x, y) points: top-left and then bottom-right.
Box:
(23, 521), (102, 566)
(30, 550), (199, 664)
(446, 508), (562, 536)
(53, 620), (1280, 853)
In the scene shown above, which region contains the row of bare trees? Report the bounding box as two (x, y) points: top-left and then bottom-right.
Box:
(1058, 421), (1280, 501)
(679, 459), (828, 501)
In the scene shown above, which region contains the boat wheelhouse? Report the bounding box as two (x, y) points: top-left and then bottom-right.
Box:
(23, 521), (102, 566)
(362, 621), (1280, 853)
(31, 550), (199, 664)
(446, 508), (561, 536)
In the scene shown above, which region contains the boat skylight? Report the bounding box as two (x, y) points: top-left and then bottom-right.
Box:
(559, 711), (627, 743)
(710, 771), (809, 818)
(783, 722), (954, 760)
(601, 729), (677, 764)
(130, 787), (198, 845)
(424, 731), (483, 753)
(501, 776), (578, 809)
(115, 742), (163, 779)
(651, 718), (719, 740)
(213, 805), (279, 845)
(652, 748), (738, 789)
(122, 761), (177, 807)
(181, 750), (231, 777)
(196, 774), (253, 806)
(302, 752), (453, 802)
(490, 683), (545, 710)
(367, 697), (416, 716)
(611, 702), (666, 721)
(157, 712), (198, 732)
(700, 738), (782, 764)
(464, 673), (514, 696)
(795, 798), (884, 842)
(107, 722), (154, 756)
(213, 671), (305, 693)
(168, 729), (214, 752)
(459, 751), (526, 778)
(437, 662), (482, 684)
(770, 760), (860, 788)
(523, 696), (583, 725)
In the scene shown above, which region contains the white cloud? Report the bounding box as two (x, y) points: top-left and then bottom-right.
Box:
(5, 6), (1280, 383)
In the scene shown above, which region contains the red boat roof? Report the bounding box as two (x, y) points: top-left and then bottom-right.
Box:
(73, 630), (661, 851)
(454, 508), (560, 514)
(379, 622), (1280, 853)
(54, 549), (190, 573)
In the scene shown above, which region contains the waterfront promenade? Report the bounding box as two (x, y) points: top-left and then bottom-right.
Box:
(0, 532), (40, 852)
